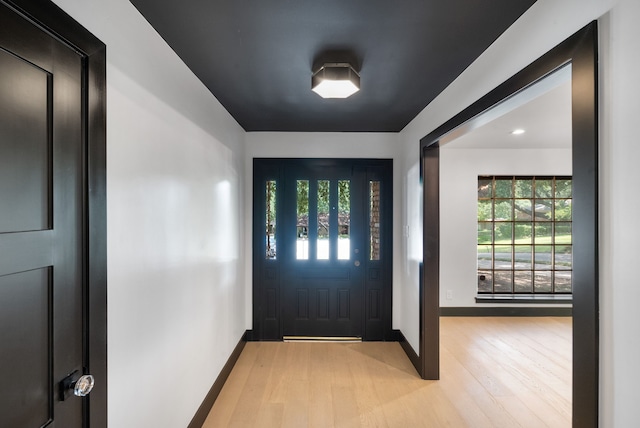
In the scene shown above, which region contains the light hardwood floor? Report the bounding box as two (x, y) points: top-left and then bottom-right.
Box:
(203, 317), (571, 427)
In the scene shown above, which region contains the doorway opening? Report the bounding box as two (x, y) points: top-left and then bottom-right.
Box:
(419, 22), (598, 428)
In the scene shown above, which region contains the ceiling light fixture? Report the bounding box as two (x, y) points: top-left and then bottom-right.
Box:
(312, 62), (360, 99)
(511, 129), (526, 135)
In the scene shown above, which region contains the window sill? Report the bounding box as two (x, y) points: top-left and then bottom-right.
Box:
(475, 294), (572, 304)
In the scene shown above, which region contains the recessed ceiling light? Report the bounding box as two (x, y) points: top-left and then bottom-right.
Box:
(511, 129), (526, 135)
(312, 63), (360, 99)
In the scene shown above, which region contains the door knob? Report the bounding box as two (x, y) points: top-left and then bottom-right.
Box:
(60, 371), (95, 401)
(73, 374), (95, 397)
(354, 260), (360, 267)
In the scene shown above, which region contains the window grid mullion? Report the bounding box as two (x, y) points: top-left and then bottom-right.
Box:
(478, 175), (572, 296)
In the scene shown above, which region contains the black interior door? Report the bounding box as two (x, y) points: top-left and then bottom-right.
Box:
(0, 4), (87, 427)
(253, 159), (393, 341)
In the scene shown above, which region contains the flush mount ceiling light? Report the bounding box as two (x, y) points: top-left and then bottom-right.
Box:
(312, 62), (360, 99)
(511, 129), (526, 135)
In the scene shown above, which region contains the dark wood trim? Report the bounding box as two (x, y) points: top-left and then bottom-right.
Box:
(475, 295), (572, 304)
(85, 41), (108, 428)
(569, 22), (599, 428)
(419, 22), (598, 428)
(5, 0), (106, 56)
(396, 330), (421, 376)
(421, 147), (440, 380)
(4, 1), (108, 426)
(388, 329), (402, 342)
(440, 307), (572, 317)
(187, 331), (248, 428)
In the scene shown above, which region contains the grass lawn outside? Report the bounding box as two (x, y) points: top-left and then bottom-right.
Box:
(478, 234), (571, 253)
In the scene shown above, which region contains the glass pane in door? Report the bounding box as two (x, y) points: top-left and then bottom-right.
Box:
(338, 180), (350, 260)
(265, 180), (276, 259)
(370, 181), (381, 260)
(317, 180), (330, 260)
(296, 180), (309, 260)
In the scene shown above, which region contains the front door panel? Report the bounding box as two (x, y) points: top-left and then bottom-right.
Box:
(281, 166), (366, 337)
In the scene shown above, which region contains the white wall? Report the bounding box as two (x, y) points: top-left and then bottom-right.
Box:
(440, 147), (572, 306)
(244, 132), (402, 326)
(599, 1), (640, 425)
(52, 1), (247, 427)
(399, 0), (640, 425)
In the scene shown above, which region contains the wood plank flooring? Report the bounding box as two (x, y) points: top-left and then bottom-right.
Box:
(203, 317), (571, 427)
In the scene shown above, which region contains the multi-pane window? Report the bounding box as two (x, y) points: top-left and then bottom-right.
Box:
(477, 176), (572, 295)
(295, 179), (351, 261)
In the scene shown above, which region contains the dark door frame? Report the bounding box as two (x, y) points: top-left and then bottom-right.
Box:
(419, 22), (598, 427)
(4, 1), (107, 425)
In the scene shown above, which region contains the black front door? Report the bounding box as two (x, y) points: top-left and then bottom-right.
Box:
(0, 4), (88, 427)
(253, 159), (392, 341)
(280, 162), (366, 338)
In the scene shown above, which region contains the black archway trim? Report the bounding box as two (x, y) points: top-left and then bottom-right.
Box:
(419, 22), (598, 428)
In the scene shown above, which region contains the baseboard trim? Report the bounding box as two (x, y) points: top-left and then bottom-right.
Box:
(187, 330), (247, 428)
(440, 307), (573, 317)
(395, 329), (420, 375)
(475, 294), (572, 304)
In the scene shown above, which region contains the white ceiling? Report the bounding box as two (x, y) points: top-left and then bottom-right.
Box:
(444, 66), (572, 150)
